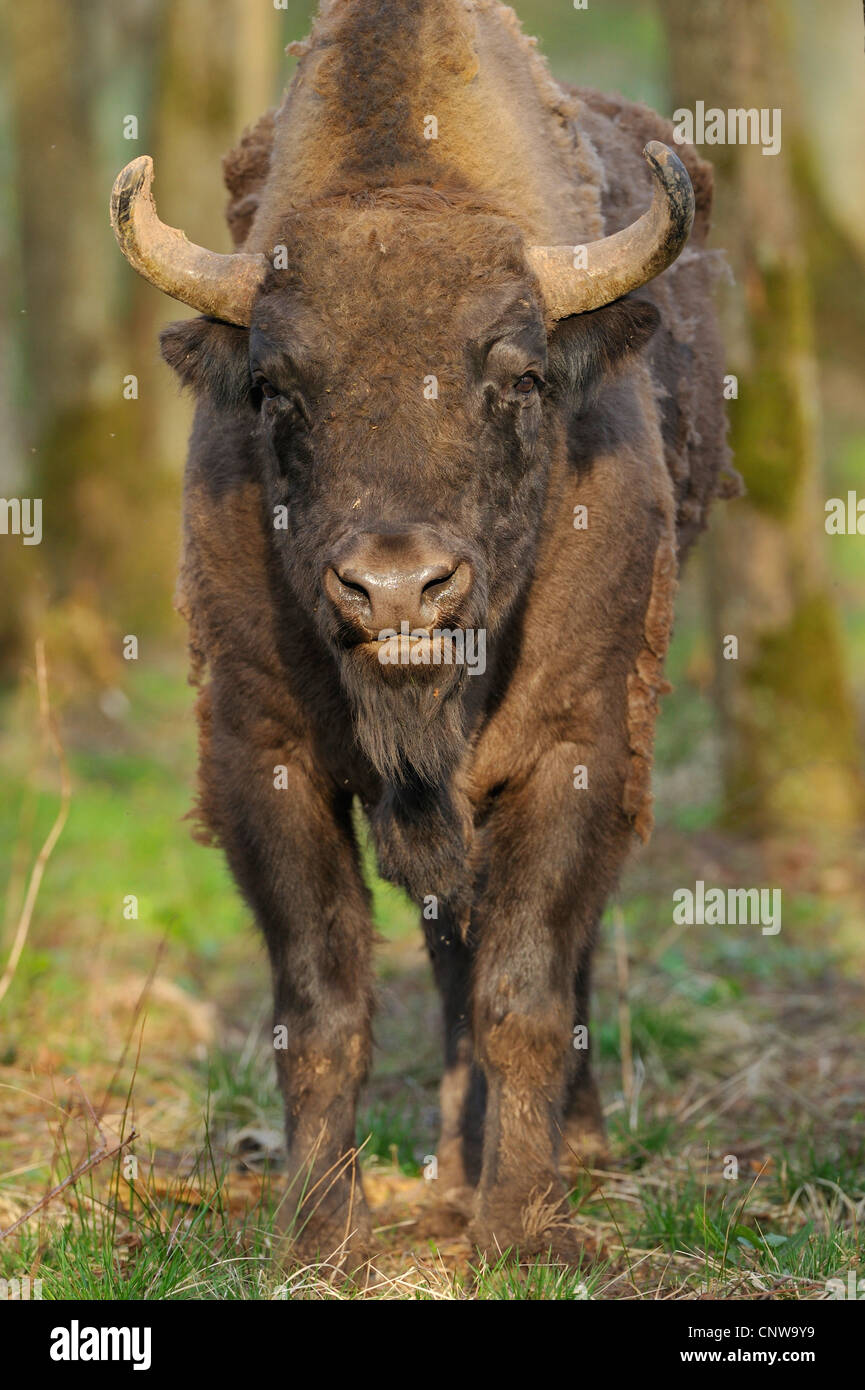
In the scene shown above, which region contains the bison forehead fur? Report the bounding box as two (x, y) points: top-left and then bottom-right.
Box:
(147, 0), (736, 1267)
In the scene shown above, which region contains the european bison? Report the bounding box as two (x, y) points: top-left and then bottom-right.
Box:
(111, 0), (736, 1267)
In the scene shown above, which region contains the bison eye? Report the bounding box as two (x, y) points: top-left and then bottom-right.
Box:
(259, 380), (281, 400)
(514, 373), (539, 395)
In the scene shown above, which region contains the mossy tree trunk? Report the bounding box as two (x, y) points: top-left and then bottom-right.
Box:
(660, 0), (864, 837)
(2, 0), (281, 676)
(4, 0), (168, 670)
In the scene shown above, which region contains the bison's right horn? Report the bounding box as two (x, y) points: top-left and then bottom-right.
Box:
(110, 156), (268, 326)
(527, 142), (695, 319)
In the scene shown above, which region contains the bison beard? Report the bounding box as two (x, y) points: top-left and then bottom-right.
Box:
(338, 642), (476, 909)
(340, 646), (468, 787)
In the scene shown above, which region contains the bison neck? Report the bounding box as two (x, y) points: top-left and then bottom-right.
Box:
(250, 0), (603, 247)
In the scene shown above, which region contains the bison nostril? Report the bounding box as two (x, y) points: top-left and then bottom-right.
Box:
(337, 575), (370, 600)
(324, 566), (373, 620)
(421, 567), (457, 599)
(421, 561), (471, 612)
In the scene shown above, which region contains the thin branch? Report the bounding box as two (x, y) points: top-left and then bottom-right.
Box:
(0, 640), (71, 1007)
(0, 1130), (137, 1240)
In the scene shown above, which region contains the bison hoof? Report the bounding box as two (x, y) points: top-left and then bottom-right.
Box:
(272, 1225), (375, 1287)
(413, 1181), (475, 1239)
(470, 1179), (583, 1268)
(273, 1193), (375, 1284)
(470, 1225), (584, 1270)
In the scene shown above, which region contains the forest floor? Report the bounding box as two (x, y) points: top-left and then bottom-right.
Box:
(0, 624), (863, 1300)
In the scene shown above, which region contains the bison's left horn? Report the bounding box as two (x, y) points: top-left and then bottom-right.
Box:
(527, 141), (695, 318)
(110, 156), (268, 325)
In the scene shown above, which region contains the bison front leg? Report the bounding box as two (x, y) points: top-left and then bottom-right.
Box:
(205, 695), (374, 1272)
(470, 741), (629, 1265)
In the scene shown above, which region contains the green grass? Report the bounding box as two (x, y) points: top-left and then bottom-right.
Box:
(356, 1103), (424, 1175)
(0, 1139), (281, 1301)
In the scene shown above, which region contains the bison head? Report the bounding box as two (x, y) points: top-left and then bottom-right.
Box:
(111, 145), (692, 793)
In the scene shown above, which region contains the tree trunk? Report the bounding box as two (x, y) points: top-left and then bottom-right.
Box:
(660, 0), (864, 837)
(2, 0), (280, 673)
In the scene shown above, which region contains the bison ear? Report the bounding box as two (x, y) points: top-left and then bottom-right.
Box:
(160, 317), (253, 409)
(547, 297), (660, 412)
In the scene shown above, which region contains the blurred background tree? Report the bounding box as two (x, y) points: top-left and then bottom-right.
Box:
(660, 0), (865, 839)
(0, 0), (293, 681)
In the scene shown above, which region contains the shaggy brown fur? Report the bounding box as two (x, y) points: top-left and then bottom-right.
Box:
(157, 0), (735, 1270)
(222, 110), (275, 248)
